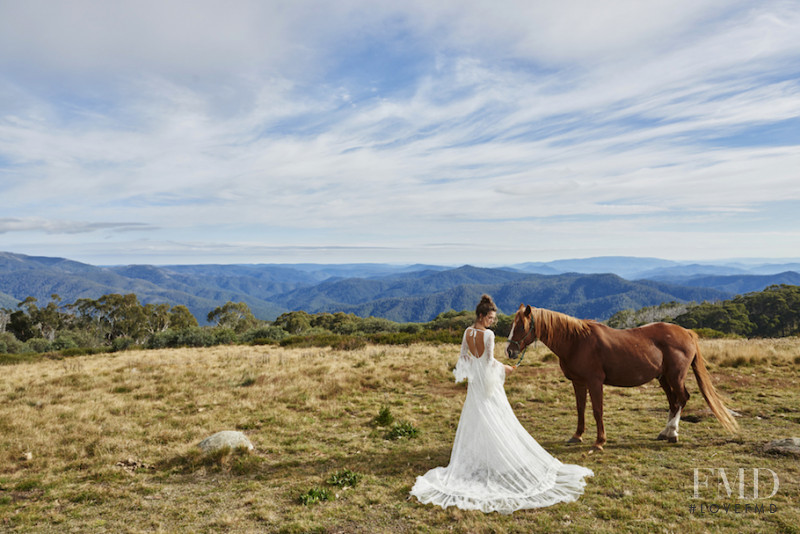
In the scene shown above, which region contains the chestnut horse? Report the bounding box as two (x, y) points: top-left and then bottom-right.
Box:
(506, 305), (739, 451)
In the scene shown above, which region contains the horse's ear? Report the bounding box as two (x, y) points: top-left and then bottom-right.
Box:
(524, 305), (532, 317)
(517, 303), (525, 313)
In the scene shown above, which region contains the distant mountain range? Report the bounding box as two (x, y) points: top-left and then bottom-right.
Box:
(1, 251), (798, 323)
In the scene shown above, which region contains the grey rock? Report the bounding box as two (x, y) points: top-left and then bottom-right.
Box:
(197, 431), (254, 453)
(764, 437), (800, 456)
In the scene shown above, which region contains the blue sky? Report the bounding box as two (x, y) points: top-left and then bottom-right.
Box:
(1, 0), (799, 266)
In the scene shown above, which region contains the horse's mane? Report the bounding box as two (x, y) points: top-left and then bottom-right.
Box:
(532, 308), (593, 345)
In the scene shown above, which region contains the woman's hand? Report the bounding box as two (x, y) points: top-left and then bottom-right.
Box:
(504, 364), (515, 376)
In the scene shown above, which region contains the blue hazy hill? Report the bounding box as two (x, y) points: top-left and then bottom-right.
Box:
(1, 251), (797, 323)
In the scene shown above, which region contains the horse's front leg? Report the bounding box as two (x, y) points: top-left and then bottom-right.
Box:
(568, 381), (587, 444)
(587, 381), (606, 451)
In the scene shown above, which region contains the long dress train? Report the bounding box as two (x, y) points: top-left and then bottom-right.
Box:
(410, 327), (593, 514)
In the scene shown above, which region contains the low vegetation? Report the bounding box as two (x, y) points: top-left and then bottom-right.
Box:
(3, 285), (799, 364)
(1, 338), (798, 532)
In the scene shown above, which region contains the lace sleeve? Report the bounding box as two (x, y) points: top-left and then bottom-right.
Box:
(453, 330), (472, 383)
(482, 330), (506, 393)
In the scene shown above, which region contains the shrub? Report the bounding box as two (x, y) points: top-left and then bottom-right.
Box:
(326, 469), (361, 488)
(420, 329), (463, 344)
(298, 487), (333, 505)
(111, 337), (136, 352)
(147, 327), (216, 349)
(212, 327), (238, 345)
(399, 323), (423, 334)
(0, 332), (23, 354)
(386, 421), (419, 440)
(55, 329), (105, 349)
(23, 338), (53, 354)
(693, 328), (740, 339)
(358, 317), (400, 334)
(248, 338), (278, 346)
(427, 310), (474, 332)
(240, 326), (287, 344)
(52, 334), (78, 350)
(371, 405), (394, 427)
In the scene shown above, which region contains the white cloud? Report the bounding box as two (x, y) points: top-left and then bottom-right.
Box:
(0, 1), (799, 264)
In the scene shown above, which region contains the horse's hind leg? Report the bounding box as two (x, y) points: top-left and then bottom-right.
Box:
(658, 364), (691, 443)
(657, 376), (678, 442)
(568, 381), (587, 444)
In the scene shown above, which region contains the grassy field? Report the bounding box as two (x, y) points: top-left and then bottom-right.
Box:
(1, 338), (799, 533)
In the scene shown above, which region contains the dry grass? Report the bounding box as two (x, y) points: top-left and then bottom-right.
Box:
(1, 339), (799, 533)
(701, 338), (800, 368)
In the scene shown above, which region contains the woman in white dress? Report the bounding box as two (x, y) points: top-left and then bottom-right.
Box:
(410, 295), (593, 514)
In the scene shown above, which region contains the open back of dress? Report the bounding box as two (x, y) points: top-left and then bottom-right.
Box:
(410, 327), (593, 514)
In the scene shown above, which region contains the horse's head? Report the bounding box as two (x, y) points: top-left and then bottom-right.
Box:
(506, 304), (535, 360)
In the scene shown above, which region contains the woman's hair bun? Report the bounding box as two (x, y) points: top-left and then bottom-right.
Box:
(476, 294), (497, 317)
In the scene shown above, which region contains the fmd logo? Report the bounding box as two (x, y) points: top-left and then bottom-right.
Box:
(693, 468), (780, 499)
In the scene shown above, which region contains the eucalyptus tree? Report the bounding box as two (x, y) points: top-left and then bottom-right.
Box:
(207, 301), (258, 333)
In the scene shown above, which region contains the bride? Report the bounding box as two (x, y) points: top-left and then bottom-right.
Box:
(410, 294), (593, 514)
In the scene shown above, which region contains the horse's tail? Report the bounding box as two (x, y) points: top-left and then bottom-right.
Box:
(690, 331), (739, 434)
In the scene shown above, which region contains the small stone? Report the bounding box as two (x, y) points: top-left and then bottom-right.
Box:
(116, 457), (153, 474)
(21, 452), (33, 462)
(197, 431), (254, 453)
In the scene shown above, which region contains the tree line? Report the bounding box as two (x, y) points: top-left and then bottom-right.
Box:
(0, 294), (199, 354)
(607, 284), (800, 338)
(2, 284), (798, 358)
(674, 284), (800, 338)
(0, 294), (495, 357)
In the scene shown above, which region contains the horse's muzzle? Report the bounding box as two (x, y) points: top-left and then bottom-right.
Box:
(506, 344), (519, 360)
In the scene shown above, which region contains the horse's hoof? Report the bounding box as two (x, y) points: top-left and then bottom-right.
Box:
(590, 444), (604, 452)
(668, 436), (678, 444)
(656, 433), (668, 441)
(567, 436), (583, 444)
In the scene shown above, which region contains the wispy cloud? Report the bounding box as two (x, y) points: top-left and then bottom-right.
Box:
(0, 218), (156, 235)
(0, 1), (799, 264)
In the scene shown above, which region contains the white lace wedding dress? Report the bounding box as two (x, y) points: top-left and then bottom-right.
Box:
(410, 327), (593, 514)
